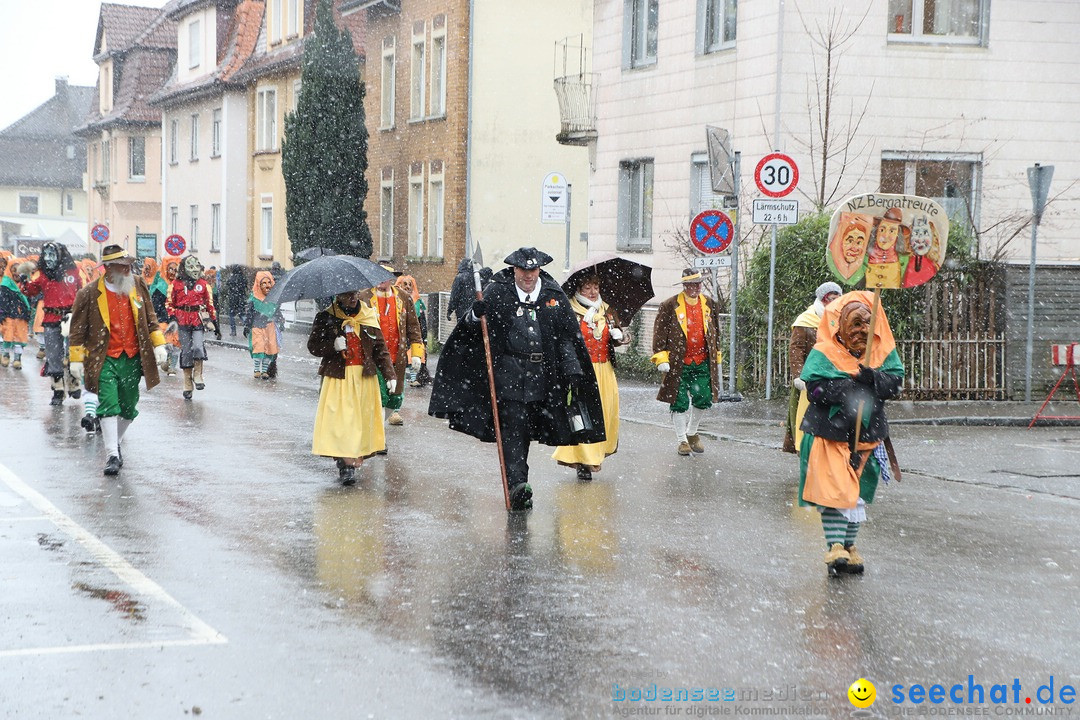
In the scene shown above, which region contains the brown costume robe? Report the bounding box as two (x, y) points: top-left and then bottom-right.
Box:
(650, 293), (722, 404)
(360, 286), (424, 395)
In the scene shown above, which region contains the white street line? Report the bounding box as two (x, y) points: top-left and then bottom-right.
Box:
(1014, 443), (1080, 455)
(0, 461), (227, 655)
(0, 638), (219, 659)
(3, 515), (51, 523)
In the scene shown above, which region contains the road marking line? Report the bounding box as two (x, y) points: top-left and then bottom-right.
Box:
(1014, 443), (1080, 455)
(3, 515), (51, 523)
(0, 461), (227, 656)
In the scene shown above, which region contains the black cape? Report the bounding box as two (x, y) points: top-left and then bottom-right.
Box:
(428, 268), (606, 446)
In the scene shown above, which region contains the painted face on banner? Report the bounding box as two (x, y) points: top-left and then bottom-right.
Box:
(875, 219), (900, 251)
(182, 256), (203, 280)
(842, 225), (868, 263)
(910, 216), (933, 256)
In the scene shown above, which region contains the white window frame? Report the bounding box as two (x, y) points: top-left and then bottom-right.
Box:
(211, 108), (222, 157)
(287, 0), (300, 37)
(18, 193), (40, 215)
(169, 118), (179, 164)
(190, 205), (199, 251)
(381, 39), (396, 129)
(188, 18), (202, 69)
(690, 152), (723, 217)
(257, 88), (277, 152)
(429, 32), (446, 117)
(408, 175), (424, 257)
(190, 113), (199, 161)
(410, 35), (426, 121)
(887, 0), (989, 46)
(698, 0), (736, 54)
(380, 170), (394, 258)
(210, 203), (221, 252)
(260, 195), (274, 255)
(616, 158), (654, 251)
(170, 206), (179, 235)
(881, 151), (982, 231)
(270, 0), (283, 43)
(427, 175), (444, 259)
(102, 139), (111, 183)
(129, 136), (146, 180)
(623, 0), (658, 69)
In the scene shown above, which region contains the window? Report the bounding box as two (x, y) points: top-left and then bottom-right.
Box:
(129, 136), (146, 179)
(260, 195), (274, 255)
(190, 114), (199, 160)
(188, 19), (201, 68)
(430, 33), (446, 116)
(411, 36), (426, 120)
(293, 78), (302, 109)
(690, 153), (724, 216)
(624, 0), (658, 68)
(102, 139), (111, 182)
(880, 152), (981, 231)
(257, 88), (277, 151)
(380, 171), (394, 258)
(408, 177), (424, 256)
(211, 108), (222, 156)
(211, 203), (221, 252)
(888, 0), (988, 44)
(66, 194), (73, 212)
(270, 0), (282, 43)
(18, 194), (39, 215)
(170, 206), (179, 235)
(428, 178), (444, 258)
(617, 159), (654, 251)
(190, 205), (199, 251)
(287, 0), (299, 36)
(170, 119), (179, 164)
(381, 39), (396, 128)
(701, 0), (737, 53)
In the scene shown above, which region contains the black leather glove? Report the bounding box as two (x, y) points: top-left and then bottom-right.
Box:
(243, 327), (250, 338)
(471, 300), (486, 318)
(854, 365), (876, 386)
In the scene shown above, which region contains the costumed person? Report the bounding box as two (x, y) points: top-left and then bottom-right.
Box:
(18, 242), (83, 405)
(166, 255), (219, 399)
(429, 247), (605, 512)
(798, 292), (904, 576)
(151, 256), (181, 376)
(650, 268), (723, 456)
(243, 270), (284, 379)
(361, 267), (424, 429)
(308, 289), (396, 485)
(447, 258), (475, 322)
(67, 245), (169, 476)
(783, 281), (842, 454)
(395, 274), (431, 387)
(865, 208), (905, 289)
(225, 265), (249, 337)
(552, 274), (630, 481)
(0, 257), (32, 370)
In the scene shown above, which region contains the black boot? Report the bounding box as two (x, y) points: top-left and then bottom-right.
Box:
(508, 483), (533, 512)
(50, 389), (65, 406)
(103, 455), (121, 476)
(80, 414), (97, 433)
(575, 465), (593, 482)
(336, 459), (356, 486)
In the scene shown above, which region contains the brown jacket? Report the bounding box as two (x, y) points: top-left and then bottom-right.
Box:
(651, 292), (722, 404)
(68, 276), (166, 394)
(360, 286), (424, 395)
(308, 306), (394, 381)
(789, 326), (817, 379)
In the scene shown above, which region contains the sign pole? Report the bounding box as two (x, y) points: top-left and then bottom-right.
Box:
(764, 224), (778, 400)
(729, 152), (740, 395)
(564, 183), (572, 272)
(1025, 163), (1054, 402)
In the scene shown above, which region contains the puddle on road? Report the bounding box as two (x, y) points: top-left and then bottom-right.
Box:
(72, 582), (147, 622)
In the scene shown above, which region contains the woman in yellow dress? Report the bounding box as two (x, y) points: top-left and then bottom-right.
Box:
(308, 290), (396, 484)
(552, 275), (629, 481)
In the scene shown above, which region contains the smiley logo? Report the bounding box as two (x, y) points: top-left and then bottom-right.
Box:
(848, 678), (876, 708)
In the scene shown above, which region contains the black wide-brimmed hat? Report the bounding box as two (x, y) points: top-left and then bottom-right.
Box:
(504, 247), (553, 270)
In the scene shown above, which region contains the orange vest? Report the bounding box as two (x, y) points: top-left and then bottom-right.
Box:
(106, 289), (139, 359)
(581, 319), (610, 364)
(343, 331), (365, 367)
(377, 293), (400, 364)
(684, 300), (706, 365)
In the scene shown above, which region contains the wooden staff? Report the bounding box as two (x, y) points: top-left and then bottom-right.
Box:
(853, 286), (881, 450)
(473, 255), (510, 511)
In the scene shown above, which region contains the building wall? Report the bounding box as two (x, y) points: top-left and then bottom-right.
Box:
(1004, 263), (1080, 399)
(176, 6), (218, 85)
(470, 0), (593, 277)
(590, 0), (1080, 295)
(87, 128), (164, 256)
(362, 0), (470, 295)
(0, 186), (87, 220)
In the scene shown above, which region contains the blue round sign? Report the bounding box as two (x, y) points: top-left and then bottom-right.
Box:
(91, 224), (110, 244)
(690, 211), (734, 254)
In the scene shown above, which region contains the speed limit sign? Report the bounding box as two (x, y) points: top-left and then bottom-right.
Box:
(754, 153), (799, 198)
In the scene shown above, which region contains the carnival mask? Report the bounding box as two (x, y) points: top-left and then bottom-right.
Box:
(874, 220), (900, 251)
(910, 217), (932, 256)
(42, 244), (60, 272)
(182, 256), (203, 281)
(259, 276), (274, 294)
(838, 302), (872, 358)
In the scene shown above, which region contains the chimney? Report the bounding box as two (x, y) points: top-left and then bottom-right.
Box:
(55, 76), (69, 96)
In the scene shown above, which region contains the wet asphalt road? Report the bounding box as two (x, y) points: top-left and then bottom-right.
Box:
(1, 336), (1078, 719)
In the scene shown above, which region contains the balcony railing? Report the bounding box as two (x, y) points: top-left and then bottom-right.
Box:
(554, 72), (597, 146)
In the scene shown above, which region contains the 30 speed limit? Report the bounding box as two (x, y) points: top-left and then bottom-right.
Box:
(754, 153), (799, 198)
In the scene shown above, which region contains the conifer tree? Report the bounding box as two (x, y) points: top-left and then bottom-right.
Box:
(282, 0), (371, 259)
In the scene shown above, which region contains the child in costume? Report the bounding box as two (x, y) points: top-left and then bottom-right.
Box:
(0, 257), (32, 369)
(395, 275), (430, 387)
(243, 271), (284, 379)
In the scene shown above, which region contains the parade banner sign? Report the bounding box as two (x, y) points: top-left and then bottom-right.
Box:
(827, 193), (949, 289)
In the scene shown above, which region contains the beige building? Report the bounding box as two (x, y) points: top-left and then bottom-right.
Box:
(78, 4), (177, 260)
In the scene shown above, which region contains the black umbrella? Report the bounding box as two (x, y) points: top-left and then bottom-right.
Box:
(562, 253), (654, 322)
(264, 255), (396, 305)
(293, 246), (338, 262)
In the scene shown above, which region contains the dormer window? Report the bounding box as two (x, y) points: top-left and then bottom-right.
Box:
(189, 19), (201, 69)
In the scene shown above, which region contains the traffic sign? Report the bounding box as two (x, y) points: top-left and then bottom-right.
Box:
(752, 198), (799, 225)
(90, 224), (110, 244)
(164, 234), (187, 256)
(693, 255), (731, 269)
(689, 210), (734, 254)
(541, 172), (569, 224)
(754, 153), (799, 198)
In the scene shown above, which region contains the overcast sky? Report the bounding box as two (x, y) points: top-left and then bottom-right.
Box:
(0, 0), (170, 132)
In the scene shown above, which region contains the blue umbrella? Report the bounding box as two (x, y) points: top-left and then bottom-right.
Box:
(264, 255), (395, 305)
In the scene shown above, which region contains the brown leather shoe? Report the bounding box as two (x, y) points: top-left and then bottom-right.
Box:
(677, 441), (692, 456)
(687, 434), (705, 453)
(388, 411), (404, 426)
(824, 543), (850, 576)
(842, 545), (865, 574)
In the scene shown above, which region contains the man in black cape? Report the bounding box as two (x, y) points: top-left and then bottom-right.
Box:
(429, 247), (605, 511)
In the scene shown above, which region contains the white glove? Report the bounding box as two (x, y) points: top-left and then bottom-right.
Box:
(69, 361), (84, 384)
(657, 362), (670, 373)
(793, 377), (806, 391)
(153, 345), (168, 370)
(411, 356), (422, 371)
(609, 327), (623, 341)
(386, 378), (397, 394)
(333, 336), (348, 352)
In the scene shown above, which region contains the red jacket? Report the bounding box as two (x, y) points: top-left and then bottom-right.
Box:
(21, 268), (83, 324)
(166, 278), (217, 328)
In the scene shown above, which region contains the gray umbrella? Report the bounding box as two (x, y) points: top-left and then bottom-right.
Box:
(293, 246), (338, 262)
(263, 255), (396, 305)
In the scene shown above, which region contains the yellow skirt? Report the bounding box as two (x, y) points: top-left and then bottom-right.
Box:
(312, 366), (386, 460)
(552, 360), (619, 468)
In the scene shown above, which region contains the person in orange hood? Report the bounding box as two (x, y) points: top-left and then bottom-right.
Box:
(244, 271), (284, 379)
